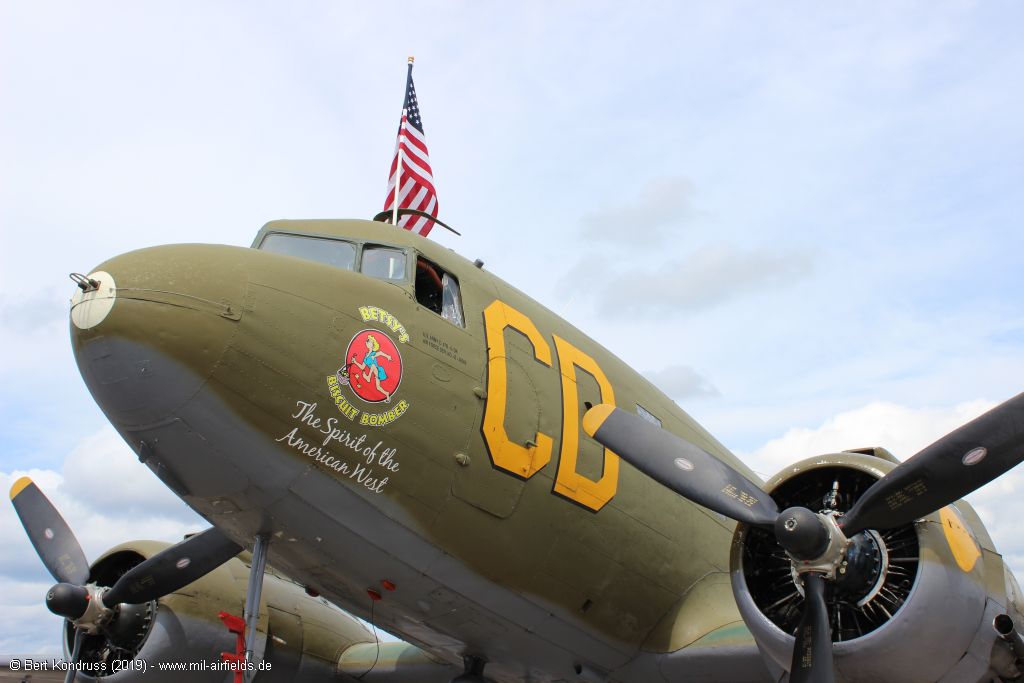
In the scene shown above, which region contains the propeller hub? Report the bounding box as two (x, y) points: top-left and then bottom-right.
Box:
(775, 507), (831, 561)
(776, 509), (851, 579)
(61, 583), (115, 634)
(45, 582), (91, 620)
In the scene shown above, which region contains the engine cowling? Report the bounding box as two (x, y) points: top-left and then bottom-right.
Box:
(730, 451), (993, 683)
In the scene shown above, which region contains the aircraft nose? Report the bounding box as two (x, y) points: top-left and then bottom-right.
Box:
(70, 244), (246, 429)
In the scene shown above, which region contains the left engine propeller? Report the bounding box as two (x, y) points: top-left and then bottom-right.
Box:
(9, 476), (242, 681)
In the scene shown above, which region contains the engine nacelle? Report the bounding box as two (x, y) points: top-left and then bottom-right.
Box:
(730, 452), (996, 683)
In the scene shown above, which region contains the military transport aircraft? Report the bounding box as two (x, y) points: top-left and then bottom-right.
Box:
(9, 214), (1024, 683)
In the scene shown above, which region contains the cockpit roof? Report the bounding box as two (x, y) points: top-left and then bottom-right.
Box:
(258, 218), (480, 276)
(253, 219), (445, 256)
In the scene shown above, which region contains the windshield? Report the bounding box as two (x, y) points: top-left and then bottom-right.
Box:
(260, 233), (356, 271)
(258, 234), (409, 283)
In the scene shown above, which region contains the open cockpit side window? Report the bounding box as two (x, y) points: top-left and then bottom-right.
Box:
(636, 403), (661, 427)
(416, 257), (465, 327)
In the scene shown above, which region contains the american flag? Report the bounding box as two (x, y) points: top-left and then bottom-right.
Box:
(384, 59), (438, 237)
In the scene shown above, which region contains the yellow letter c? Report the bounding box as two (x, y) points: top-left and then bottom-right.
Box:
(481, 301), (554, 478)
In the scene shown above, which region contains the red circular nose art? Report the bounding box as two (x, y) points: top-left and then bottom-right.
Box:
(342, 329), (403, 403)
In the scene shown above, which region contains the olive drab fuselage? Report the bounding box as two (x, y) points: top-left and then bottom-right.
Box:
(68, 219), (1019, 683)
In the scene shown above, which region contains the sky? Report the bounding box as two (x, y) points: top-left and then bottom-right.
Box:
(2, 0), (1023, 656)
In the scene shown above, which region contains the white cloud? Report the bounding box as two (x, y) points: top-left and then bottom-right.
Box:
(582, 177), (698, 243)
(643, 365), (719, 400)
(592, 242), (814, 317)
(60, 429), (196, 521)
(744, 399), (996, 475)
(0, 578), (61, 656)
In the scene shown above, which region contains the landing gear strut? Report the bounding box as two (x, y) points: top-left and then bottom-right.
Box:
(242, 534), (269, 683)
(451, 654), (488, 683)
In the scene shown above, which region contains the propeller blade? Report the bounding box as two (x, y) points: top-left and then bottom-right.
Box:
(9, 477), (90, 585)
(790, 572), (835, 683)
(102, 527), (242, 606)
(842, 392), (1024, 535)
(583, 404), (779, 526)
(64, 628), (85, 683)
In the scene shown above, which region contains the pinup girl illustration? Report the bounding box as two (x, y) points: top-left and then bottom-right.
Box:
(350, 334), (394, 402)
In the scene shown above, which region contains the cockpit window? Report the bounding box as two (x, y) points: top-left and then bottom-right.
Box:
(362, 246), (407, 281)
(260, 233), (356, 271)
(441, 273), (465, 327)
(636, 404), (661, 427)
(416, 257), (465, 327)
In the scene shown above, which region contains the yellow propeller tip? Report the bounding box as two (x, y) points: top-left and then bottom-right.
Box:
(9, 476), (33, 501)
(582, 403), (615, 437)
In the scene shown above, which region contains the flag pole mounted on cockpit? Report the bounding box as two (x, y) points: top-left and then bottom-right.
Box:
(392, 105), (405, 227)
(391, 56), (413, 228)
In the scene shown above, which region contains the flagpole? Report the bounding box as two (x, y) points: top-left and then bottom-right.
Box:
(392, 110), (404, 226)
(391, 56), (415, 227)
